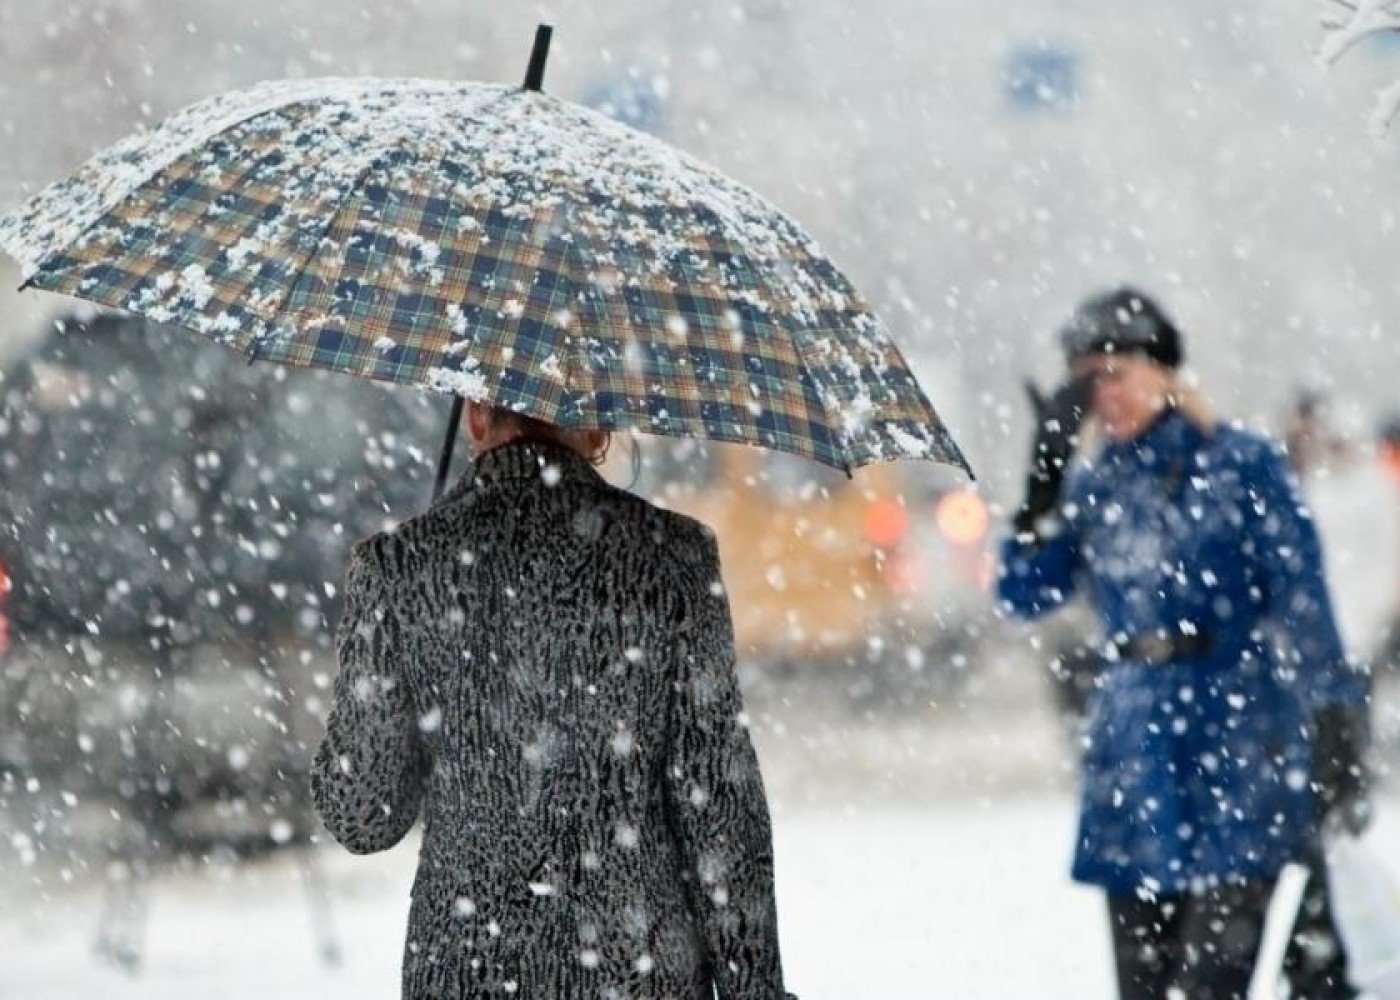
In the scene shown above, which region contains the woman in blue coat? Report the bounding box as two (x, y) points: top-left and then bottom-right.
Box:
(999, 288), (1371, 999)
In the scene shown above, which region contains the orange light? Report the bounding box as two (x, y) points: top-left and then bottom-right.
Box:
(1382, 443), (1400, 486)
(863, 498), (909, 549)
(935, 490), (990, 547)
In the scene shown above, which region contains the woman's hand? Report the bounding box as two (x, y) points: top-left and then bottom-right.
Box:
(1013, 375), (1092, 538)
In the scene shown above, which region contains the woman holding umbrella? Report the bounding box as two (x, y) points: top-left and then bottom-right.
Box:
(998, 287), (1371, 999)
(309, 400), (795, 998)
(0, 26), (966, 997)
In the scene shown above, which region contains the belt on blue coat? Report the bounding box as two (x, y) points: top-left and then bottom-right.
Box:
(1107, 630), (1213, 666)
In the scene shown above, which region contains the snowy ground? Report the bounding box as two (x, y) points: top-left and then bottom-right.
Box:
(4, 661), (1397, 998)
(0, 797), (1104, 998)
(3, 792), (1398, 998)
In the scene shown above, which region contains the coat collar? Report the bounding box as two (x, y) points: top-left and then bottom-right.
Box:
(436, 438), (605, 507)
(1099, 407), (1203, 470)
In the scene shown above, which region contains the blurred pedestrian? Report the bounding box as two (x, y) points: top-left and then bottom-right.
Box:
(1370, 412), (1400, 678)
(998, 287), (1371, 999)
(1281, 387), (1353, 480)
(310, 402), (794, 999)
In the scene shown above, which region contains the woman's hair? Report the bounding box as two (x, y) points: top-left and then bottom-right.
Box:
(1170, 376), (1216, 434)
(487, 406), (612, 465)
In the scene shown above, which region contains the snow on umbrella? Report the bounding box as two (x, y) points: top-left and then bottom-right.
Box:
(0, 26), (971, 495)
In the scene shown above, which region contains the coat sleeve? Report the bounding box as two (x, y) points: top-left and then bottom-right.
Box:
(996, 473), (1085, 619)
(663, 529), (791, 1000)
(310, 538), (427, 855)
(1244, 443), (1369, 711)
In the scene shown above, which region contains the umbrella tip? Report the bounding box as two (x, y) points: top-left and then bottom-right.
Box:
(523, 24), (554, 92)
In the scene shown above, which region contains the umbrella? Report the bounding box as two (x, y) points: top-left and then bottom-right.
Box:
(0, 25), (971, 497)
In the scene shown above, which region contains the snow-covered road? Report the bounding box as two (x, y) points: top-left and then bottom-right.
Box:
(4, 795), (1397, 998)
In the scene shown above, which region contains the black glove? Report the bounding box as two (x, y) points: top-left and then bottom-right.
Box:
(1313, 704), (1371, 836)
(1013, 376), (1092, 538)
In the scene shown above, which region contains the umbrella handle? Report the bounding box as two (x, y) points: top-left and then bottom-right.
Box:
(431, 396), (465, 504)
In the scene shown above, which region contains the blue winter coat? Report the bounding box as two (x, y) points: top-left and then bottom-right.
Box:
(999, 409), (1368, 895)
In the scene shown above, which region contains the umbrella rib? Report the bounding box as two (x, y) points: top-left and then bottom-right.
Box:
(15, 84), (362, 281)
(551, 215), (605, 429)
(13, 79), (475, 283)
(784, 316), (857, 476)
(541, 167), (857, 471)
(249, 138), (427, 360)
(256, 88), (522, 363)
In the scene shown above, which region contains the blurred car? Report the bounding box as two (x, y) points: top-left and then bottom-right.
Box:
(0, 311), (442, 855)
(625, 435), (993, 705)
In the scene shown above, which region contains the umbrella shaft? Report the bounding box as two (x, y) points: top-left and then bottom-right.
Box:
(432, 396), (465, 504)
(523, 25), (552, 91)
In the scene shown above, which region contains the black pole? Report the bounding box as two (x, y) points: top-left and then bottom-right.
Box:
(429, 24), (553, 506)
(431, 395), (465, 503)
(523, 24), (553, 90)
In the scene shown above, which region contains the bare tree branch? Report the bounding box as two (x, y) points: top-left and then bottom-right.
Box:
(1319, 0), (1400, 66)
(1324, 0), (1400, 14)
(1321, 0), (1400, 132)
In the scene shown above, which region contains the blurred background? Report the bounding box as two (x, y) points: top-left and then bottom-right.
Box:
(2, 1), (1400, 996)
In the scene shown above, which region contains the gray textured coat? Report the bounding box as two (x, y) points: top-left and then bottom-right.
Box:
(310, 439), (791, 999)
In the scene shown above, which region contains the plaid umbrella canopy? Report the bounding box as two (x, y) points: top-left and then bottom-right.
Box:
(0, 27), (970, 491)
